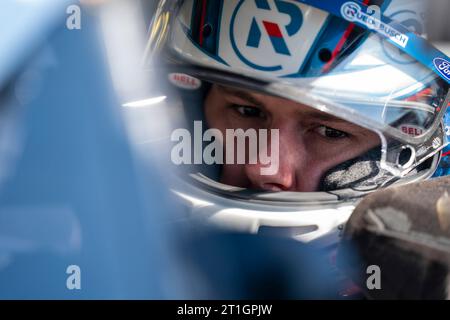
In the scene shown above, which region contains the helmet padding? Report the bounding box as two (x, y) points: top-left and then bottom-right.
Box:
(320, 147), (394, 191)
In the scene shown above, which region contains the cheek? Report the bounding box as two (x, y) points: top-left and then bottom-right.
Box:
(317, 138), (380, 173)
(204, 99), (223, 130)
(305, 137), (381, 174)
(204, 102), (242, 136)
(220, 164), (249, 187)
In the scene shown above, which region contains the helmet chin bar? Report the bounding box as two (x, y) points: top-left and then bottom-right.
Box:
(171, 172), (357, 245)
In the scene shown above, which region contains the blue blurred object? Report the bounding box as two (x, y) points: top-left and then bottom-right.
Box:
(0, 0), (71, 88)
(177, 230), (342, 299)
(0, 1), (181, 299)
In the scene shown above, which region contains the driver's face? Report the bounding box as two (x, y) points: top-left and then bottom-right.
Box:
(204, 84), (381, 192)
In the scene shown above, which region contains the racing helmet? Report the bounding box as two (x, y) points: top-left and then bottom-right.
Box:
(133, 0), (450, 246)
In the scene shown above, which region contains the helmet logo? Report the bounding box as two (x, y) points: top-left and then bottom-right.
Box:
(340, 1), (409, 48)
(230, 0), (304, 72)
(400, 125), (424, 137)
(246, 0), (303, 56)
(434, 58), (450, 82)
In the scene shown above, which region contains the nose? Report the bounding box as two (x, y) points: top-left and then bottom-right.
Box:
(245, 125), (299, 191)
(244, 126), (322, 192)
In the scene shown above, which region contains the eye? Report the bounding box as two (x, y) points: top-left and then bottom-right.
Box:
(316, 126), (349, 139)
(233, 105), (265, 118)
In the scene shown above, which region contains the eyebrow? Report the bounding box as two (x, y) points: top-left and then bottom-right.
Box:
(218, 85), (265, 107)
(218, 85), (352, 124)
(301, 111), (352, 124)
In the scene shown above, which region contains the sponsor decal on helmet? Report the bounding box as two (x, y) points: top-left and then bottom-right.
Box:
(433, 58), (450, 82)
(169, 73), (202, 90)
(381, 9), (424, 65)
(340, 1), (409, 48)
(400, 124), (424, 137)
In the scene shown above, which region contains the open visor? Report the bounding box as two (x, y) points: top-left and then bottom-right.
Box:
(146, 0), (450, 179)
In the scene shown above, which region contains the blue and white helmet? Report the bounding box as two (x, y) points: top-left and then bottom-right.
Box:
(140, 0), (450, 246)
